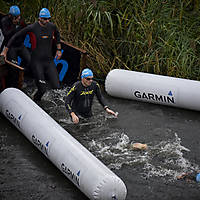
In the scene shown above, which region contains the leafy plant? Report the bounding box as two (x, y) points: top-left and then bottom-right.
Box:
(2, 0), (200, 80)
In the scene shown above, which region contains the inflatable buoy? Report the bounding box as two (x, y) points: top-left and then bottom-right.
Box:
(105, 69), (200, 111)
(0, 88), (127, 200)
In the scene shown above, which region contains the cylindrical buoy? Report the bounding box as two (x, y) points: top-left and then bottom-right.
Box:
(0, 88), (127, 200)
(105, 69), (200, 111)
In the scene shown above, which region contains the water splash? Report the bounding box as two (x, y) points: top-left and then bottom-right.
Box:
(88, 131), (199, 182)
(24, 86), (200, 182)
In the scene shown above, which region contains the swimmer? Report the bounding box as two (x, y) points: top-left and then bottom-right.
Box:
(131, 143), (148, 150)
(177, 172), (200, 183)
(65, 68), (118, 124)
(2, 8), (61, 100)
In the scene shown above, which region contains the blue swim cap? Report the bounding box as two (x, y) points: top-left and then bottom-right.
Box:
(9, 6), (20, 17)
(81, 68), (93, 78)
(196, 173), (200, 182)
(39, 8), (51, 18)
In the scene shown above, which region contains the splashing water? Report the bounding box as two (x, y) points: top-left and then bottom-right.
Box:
(24, 86), (200, 182)
(88, 131), (199, 182)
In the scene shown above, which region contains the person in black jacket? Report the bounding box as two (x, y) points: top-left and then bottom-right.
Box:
(0, 5), (31, 87)
(2, 8), (61, 101)
(65, 68), (118, 124)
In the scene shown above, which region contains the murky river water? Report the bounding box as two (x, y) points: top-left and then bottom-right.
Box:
(1, 85), (200, 200)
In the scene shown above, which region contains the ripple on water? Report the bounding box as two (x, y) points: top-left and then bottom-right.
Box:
(25, 86), (200, 183)
(88, 131), (199, 182)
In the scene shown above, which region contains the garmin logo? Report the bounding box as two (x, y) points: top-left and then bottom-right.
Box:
(32, 135), (49, 156)
(61, 163), (80, 186)
(134, 90), (175, 104)
(5, 109), (21, 129)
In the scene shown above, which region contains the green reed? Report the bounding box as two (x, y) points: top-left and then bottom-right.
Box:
(2, 0), (200, 80)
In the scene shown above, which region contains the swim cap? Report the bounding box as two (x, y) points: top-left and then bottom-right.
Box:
(9, 6), (20, 17)
(81, 68), (93, 78)
(39, 8), (51, 18)
(196, 173), (200, 182)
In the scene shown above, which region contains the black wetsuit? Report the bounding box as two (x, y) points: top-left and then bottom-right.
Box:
(7, 21), (61, 100)
(1, 15), (26, 49)
(1, 15), (31, 87)
(65, 81), (107, 118)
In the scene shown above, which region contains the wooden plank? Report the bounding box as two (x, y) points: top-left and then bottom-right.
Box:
(61, 40), (87, 54)
(5, 58), (24, 71)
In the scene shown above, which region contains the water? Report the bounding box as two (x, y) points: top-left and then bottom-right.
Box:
(1, 86), (200, 200)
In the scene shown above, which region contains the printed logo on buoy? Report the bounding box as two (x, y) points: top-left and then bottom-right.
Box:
(5, 109), (21, 129)
(61, 163), (80, 186)
(32, 134), (49, 157)
(133, 90), (175, 104)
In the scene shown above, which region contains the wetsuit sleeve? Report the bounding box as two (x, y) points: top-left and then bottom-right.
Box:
(6, 25), (30, 48)
(65, 84), (77, 114)
(95, 82), (107, 108)
(54, 25), (61, 44)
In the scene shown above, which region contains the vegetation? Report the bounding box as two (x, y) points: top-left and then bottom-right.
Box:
(1, 0), (200, 80)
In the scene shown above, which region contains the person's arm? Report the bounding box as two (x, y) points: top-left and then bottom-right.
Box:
(54, 24), (62, 60)
(65, 84), (79, 124)
(1, 25), (30, 58)
(6, 25), (29, 49)
(55, 43), (62, 60)
(95, 82), (107, 107)
(95, 82), (118, 117)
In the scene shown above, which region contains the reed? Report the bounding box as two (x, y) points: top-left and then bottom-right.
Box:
(2, 0), (200, 80)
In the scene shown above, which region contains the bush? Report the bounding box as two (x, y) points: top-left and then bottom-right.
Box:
(2, 0), (200, 80)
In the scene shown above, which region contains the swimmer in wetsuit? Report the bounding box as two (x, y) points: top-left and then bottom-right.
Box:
(2, 8), (61, 101)
(1, 5), (31, 87)
(65, 68), (117, 124)
(177, 171), (200, 183)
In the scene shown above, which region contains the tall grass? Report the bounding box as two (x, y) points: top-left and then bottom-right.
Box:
(2, 0), (200, 80)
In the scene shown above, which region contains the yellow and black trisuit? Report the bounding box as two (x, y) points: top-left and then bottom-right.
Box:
(65, 81), (108, 118)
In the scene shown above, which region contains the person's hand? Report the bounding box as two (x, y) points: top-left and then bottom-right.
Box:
(55, 50), (62, 60)
(105, 108), (118, 118)
(71, 112), (79, 124)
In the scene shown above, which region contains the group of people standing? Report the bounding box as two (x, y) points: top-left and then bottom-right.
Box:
(0, 5), (117, 124)
(1, 6), (61, 101)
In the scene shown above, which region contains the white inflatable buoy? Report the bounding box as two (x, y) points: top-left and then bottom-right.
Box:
(105, 69), (200, 111)
(0, 88), (127, 200)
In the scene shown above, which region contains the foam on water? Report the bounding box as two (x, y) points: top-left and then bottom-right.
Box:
(25, 86), (200, 182)
(88, 131), (199, 182)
